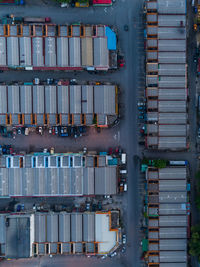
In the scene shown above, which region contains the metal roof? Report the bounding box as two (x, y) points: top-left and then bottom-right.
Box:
(0, 215), (5, 243)
(159, 251), (187, 263)
(45, 86), (57, 114)
(57, 37), (69, 67)
(158, 89), (187, 100)
(45, 37), (56, 67)
(19, 37), (32, 66)
(47, 213), (58, 242)
(0, 85), (7, 113)
(83, 167), (95, 195)
(160, 264), (187, 267)
(158, 39), (186, 52)
(82, 85), (93, 114)
(59, 213), (70, 242)
(8, 86), (20, 114)
(83, 213), (95, 242)
(95, 167), (117, 195)
(70, 85), (81, 114)
(158, 101), (186, 112)
(69, 37), (81, 67)
(7, 37), (19, 66)
(157, 0), (186, 14)
(159, 227), (187, 239)
(32, 37), (44, 67)
(159, 239), (186, 251)
(159, 203), (187, 215)
(71, 213), (82, 242)
(159, 191), (187, 203)
(158, 52), (186, 63)
(159, 112), (187, 124)
(159, 179), (186, 191)
(81, 37), (93, 66)
(159, 167), (186, 179)
(33, 85), (45, 114)
(158, 15), (186, 27)
(0, 37), (6, 66)
(94, 85), (116, 114)
(57, 86), (69, 114)
(35, 213), (46, 242)
(158, 27), (186, 40)
(20, 86), (32, 113)
(158, 125), (187, 136)
(94, 37), (109, 68)
(159, 215), (187, 227)
(158, 64), (186, 76)
(158, 137), (187, 149)
(158, 77), (186, 88)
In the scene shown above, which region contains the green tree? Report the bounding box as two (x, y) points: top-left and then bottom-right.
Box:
(154, 159), (167, 169)
(189, 224), (200, 262)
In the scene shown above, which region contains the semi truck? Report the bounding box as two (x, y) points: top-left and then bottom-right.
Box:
(0, 0), (24, 4)
(23, 17), (51, 23)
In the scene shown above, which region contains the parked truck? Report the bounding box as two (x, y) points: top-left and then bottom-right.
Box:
(0, 0), (24, 4)
(23, 17), (51, 23)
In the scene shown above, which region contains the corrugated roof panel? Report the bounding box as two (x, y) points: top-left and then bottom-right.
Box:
(8, 85), (20, 114)
(7, 37), (19, 66)
(0, 85), (7, 113)
(159, 203), (187, 215)
(94, 85), (116, 114)
(33, 85), (45, 114)
(158, 27), (186, 40)
(70, 85), (81, 114)
(158, 15), (186, 27)
(94, 37), (109, 68)
(158, 101), (186, 113)
(45, 86), (57, 114)
(159, 227), (187, 239)
(159, 112), (187, 124)
(47, 213), (58, 242)
(32, 37), (44, 67)
(160, 264), (187, 267)
(158, 39), (186, 52)
(83, 213), (95, 242)
(71, 213), (82, 242)
(95, 167), (117, 195)
(0, 169), (8, 197)
(159, 215), (187, 227)
(20, 85), (32, 113)
(0, 215), (5, 243)
(158, 89), (187, 100)
(81, 85), (93, 114)
(159, 76), (186, 88)
(59, 212), (70, 242)
(159, 191), (187, 203)
(158, 137), (187, 149)
(159, 125), (187, 137)
(19, 37), (32, 66)
(35, 213), (46, 242)
(159, 167), (186, 179)
(158, 51), (186, 63)
(157, 0), (186, 14)
(81, 37), (93, 66)
(158, 64), (185, 76)
(57, 86), (69, 114)
(0, 37), (6, 66)
(71, 168), (83, 195)
(59, 168), (71, 195)
(159, 239), (187, 251)
(159, 251), (187, 263)
(69, 37), (81, 67)
(57, 37), (69, 67)
(45, 37), (56, 67)
(83, 167), (94, 195)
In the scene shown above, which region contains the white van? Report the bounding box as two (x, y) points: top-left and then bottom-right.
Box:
(124, 183), (128, 191)
(121, 153), (126, 164)
(120, 169), (127, 174)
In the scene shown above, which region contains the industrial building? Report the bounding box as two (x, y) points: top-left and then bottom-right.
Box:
(0, 152), (118, 197)
(0, 24), (117, 71)
(145, 0), (188, 150)
(0, 211), (119, 258)
(146, 164), (189, 267)
(0, 83), (118, 127)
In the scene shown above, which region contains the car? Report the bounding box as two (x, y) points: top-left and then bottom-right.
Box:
(137, 101), (145, 106)
(85, 203), (90, 211)
(17, 128), (21, 135)
(138, 115), (144, 120)
(101, 255), (107, 259)
(121, 246), (126, 253)
(54, 126), (58, 135)
(49, 127), (52, 134)
(61, 2), (69, 7)
(122, 234), (127, 244)
(124, 24), (129, 31)
(38, 127), (43, 135)
(193, 55), (198, 63)
(5, 218), (9, 227)
(52, 128), (55, 135)
(198, 128), (200, 138)
(110, 251), (117, 257)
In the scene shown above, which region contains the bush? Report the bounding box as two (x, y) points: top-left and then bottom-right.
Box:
(154, 159), (167, 169)
(189, 224), (200, 262)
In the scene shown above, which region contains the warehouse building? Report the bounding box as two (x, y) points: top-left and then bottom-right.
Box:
(0, 211), (119, 258)
(146, 164), (189, 267)
(0, 152), (118, 197)
(0, 84), (118, 127)
(0, 24), (117, 71)
(145, 0), (188, 150)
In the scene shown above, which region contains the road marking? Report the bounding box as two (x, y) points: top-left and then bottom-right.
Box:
(118, 131), (120, 142)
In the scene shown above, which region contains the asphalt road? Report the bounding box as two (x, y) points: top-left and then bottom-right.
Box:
(0, 0), (145, 267)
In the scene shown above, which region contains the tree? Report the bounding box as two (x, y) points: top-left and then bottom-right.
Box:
(189, 224), (200, 262)
(154, 159), (167, 169)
